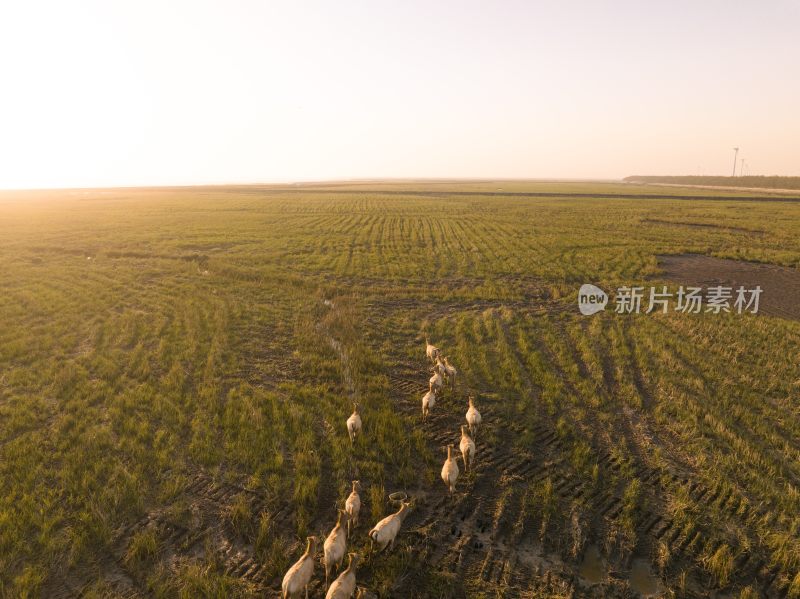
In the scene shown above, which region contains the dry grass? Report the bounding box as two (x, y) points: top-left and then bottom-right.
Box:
(0, 182), (797, 596)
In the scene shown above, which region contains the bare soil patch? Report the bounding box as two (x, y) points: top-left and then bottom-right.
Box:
(657, 254), (800, 321)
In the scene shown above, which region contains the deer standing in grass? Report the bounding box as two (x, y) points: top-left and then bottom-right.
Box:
(434, 356), (448, 378)
(441, 445), (460, 494)
(325, 553), (361, 599)
(324, 509), (348, 589)
(345, 480), (361, 538)
(346, 403), (362, 444)
(466, 395), (482, 437)
(281, 536), (318, 599)
(459, 425), (476, 472)
(421, 383), (437, 420)
(369, 501), (412, 552)
(429, 369), (443, 394)
(425, 336), (440, 363)
(442, 356), (457, 389)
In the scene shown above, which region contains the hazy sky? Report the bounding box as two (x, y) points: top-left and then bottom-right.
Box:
(1, 0), (798, 188)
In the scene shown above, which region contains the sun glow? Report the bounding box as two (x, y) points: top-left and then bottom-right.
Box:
(1, 0), (798, 189)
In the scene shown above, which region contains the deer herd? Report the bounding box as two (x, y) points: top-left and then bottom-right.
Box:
(282, 335), (482, 598)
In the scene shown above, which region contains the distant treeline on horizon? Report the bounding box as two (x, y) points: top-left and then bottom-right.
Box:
(624, 175), (800, 190)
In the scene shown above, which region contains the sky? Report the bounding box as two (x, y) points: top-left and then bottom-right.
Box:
(0, 0), (798, 189)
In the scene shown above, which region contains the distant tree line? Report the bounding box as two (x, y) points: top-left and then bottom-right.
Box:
(624, 175), (800, 190)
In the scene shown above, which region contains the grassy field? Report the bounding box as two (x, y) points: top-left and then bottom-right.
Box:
(0, 182), (798, 598)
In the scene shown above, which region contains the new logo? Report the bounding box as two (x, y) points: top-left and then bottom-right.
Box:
(578, 284), (608, 315)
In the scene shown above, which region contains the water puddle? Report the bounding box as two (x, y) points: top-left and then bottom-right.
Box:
(629, 558), (660, 597)
(578, 544), (605, 584)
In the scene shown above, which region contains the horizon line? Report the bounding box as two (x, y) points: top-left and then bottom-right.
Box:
(2, 174), (798, 194)
(0, 177), (626, 193)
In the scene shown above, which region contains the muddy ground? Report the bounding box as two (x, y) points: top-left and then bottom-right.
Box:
(658, 253), (800, 321)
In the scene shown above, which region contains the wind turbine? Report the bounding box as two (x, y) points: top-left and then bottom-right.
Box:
(732, 147), (739, 176)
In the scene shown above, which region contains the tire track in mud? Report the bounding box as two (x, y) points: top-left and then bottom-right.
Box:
(385, 366), (582, 597)
(79, 472), (289, 598)
(382, 357), (789, 597)
(245, 298), (788, 597)
(383, 320), (645, 595)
